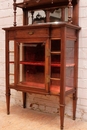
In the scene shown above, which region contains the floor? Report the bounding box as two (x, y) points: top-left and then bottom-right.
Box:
(0, 101), (87, 130)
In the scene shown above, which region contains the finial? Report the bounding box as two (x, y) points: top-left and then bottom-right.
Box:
(68, 0), (73, 23)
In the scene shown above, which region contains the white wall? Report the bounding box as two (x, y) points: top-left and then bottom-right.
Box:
(76, 0), (87, 120)
(0, 0), (87, 120)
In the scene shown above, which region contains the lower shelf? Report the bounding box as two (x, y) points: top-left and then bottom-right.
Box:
(50, 85), (73, 95)
(21, 81), (45, 89)
(10, 81), (74, 95)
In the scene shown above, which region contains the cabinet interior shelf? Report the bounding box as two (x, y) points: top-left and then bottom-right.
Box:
(9, 61), (75, 67)
(20, 61), (61, 67)
(10, 81), (74, 95)
(51, 51), (61, 54)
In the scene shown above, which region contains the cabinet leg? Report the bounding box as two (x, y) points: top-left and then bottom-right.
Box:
(60, 104), (65, 130)
(73, 92), (77, 120)
(6, 89), (10, 115)
(22, 92), (26, 108)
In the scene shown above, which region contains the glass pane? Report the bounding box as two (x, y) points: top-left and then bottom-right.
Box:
(9, 40), (15, 85)
(18, 42), (45, 89)
(51, 55), (60, 78)
(9, 75), (14, 84)
(51, 40), (61, 52)
(9, 40), (14, 51)
(65, 40), (75, 89)
(9, 64), (14, 74)
(50, 9), (61, 22)
(9, 53), (14, 62)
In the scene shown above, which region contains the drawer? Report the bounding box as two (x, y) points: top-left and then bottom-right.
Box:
(15, 28), (49, 38)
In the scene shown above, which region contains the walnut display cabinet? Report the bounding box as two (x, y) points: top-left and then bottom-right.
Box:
(3, 0), (80, 129)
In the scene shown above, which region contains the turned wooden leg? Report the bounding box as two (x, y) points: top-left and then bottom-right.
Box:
(6, 89), (10, 115)
(22, 92), (26, 108)
(60, 104), (65, 130)
(73, 91), (77, 120)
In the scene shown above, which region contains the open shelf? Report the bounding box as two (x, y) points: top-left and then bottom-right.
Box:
(15, 0), (78, 11)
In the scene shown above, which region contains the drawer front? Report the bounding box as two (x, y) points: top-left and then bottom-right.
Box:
(15, 28), (49, 38)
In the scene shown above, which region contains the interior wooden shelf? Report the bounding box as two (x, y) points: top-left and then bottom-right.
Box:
(9, 61), (75, 67)
(50, 77), (60, 81)
(9, 61), (14, 64)
(20, 61), (61, 67)
(20, 61), (75, 67)
(50, 85), (73, 95)
(51, 51), (61, 55)
(17, 81), (73, 95)
(15, 0), (78, 11)
(20, 81), (45, 89)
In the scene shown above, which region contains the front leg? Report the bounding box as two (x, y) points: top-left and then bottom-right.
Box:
(6, 89), (11, 114)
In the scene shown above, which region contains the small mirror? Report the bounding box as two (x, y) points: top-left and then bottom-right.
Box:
(50, 9), (61, 22)
(28, 8), (68, 24)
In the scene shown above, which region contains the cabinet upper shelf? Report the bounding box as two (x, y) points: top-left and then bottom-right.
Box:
(15, 0), (79, 10)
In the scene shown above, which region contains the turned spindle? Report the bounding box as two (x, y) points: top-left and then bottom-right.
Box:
(13, 0), (17, 26)
(68, 0), (73, 23)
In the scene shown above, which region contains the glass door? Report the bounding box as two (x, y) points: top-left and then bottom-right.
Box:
(16, 41), (47, 91)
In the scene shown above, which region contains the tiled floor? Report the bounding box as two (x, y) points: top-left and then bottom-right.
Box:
(0, 101), (87, 130)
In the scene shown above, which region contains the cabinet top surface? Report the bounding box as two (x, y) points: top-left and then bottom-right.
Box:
(3, 22), (80, 31)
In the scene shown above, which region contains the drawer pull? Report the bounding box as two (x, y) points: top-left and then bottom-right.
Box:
(28, 31), (34, 35)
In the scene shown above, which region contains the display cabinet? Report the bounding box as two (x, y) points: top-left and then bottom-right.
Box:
(3, 0), (80, 129)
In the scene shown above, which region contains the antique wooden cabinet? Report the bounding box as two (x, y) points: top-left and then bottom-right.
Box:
(3, 0), (80, 129)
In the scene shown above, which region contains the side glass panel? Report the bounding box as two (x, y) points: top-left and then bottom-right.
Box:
(50, 40), (61, 94)
(9, 40), (15, 85)
(18, 42), (45, 89)
(65, 40), (75, 90)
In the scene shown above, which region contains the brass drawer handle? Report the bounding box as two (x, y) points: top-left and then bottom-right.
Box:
(28, 31), (34, 35)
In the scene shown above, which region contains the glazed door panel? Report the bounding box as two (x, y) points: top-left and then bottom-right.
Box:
(15, 39), (50, 93)
(8, 40), (15, 87)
